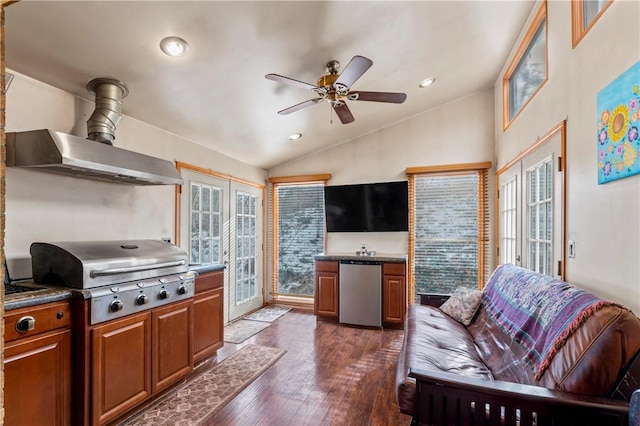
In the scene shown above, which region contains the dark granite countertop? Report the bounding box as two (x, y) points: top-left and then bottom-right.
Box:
(314, 252), (407, 263)
(4, 280), (75, 311)
(188, 263), (226, 276)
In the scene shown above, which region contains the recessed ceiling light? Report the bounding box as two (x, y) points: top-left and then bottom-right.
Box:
(160, 36), (190, 57)
(418, 77), (436, 88)
(288, 133), (302, 141)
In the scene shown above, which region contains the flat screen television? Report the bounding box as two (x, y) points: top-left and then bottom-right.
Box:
(324, 181), (408, 232)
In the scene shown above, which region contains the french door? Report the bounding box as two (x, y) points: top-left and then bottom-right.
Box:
(497, 123), (565, 278)
(179, 168), (263, 323)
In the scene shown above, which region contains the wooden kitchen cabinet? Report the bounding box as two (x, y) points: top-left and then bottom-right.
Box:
(382, 262), (407, 329)
(152, 299), (194, 393)
(91, 311), (152, 426)
(194, 269), (224, 363)
(314, 261), (339, 320)
(4, 301), (72, 426)
(314, 258), (406, 329)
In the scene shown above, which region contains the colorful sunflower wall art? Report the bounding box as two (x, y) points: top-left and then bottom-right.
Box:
(597, 61), (640, 184)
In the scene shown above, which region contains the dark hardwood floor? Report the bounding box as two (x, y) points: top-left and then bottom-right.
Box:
(206, 308), (412, 426)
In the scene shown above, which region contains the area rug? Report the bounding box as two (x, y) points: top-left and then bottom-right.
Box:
(121, 344), (286, 426)
(244, 305), (292, 323)
(223, 319), (271, 343)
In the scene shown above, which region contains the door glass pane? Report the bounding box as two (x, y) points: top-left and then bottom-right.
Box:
(499, 176), (518, 265)
(526, 157), (553, 275)
(191, 212), (200, 240)
(190, 183), (223, 264)
(202, 187), (211, 212)
(191, 184), (200, 210)
(236, 191), (258, 304)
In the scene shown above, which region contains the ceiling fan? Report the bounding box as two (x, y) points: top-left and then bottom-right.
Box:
(265, 55), (407, 124)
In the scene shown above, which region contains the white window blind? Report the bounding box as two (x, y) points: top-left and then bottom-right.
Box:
(412, 172), (488, 300)
(275, 183), (325, 296)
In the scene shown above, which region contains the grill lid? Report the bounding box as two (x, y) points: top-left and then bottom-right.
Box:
(31, 240), (188, 289)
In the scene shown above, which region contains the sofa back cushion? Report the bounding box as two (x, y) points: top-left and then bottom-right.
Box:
(468, 264), (640, 396)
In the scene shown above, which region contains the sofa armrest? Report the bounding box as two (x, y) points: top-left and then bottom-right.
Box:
(409, 368), (629, 426)
(416, 292), (450, 307)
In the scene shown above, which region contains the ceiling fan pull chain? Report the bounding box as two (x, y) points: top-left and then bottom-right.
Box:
(330, 104), (333, 124)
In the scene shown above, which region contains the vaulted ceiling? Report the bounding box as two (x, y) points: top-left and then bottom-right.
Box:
(5, 1), (535, 169)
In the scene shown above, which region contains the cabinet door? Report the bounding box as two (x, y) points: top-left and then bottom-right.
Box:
(4, 329), (71, 426)
(383, 274), (406, 328)
(315, 271), (339, 318)
(194, 287), (223, 363)
(92, 312), (151, 426)
(152, 299), (194, 393)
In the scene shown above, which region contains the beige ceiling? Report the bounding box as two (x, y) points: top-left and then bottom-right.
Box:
(5, 1), (535, 169)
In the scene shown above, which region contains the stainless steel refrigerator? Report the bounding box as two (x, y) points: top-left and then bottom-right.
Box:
(339, 260), (382, 327)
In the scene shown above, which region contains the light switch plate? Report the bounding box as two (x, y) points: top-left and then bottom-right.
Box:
(568, 240), (575, 258)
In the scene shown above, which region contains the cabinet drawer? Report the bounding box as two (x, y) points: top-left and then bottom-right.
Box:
(4, 301), (71, 342)
(195, 270), (224, 293)
(383, 262), (406, 276)
(315, 261), (338, 273)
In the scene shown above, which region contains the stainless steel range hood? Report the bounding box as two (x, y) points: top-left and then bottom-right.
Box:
(6, 77), (183, 186)
(7, 129), (184, 185)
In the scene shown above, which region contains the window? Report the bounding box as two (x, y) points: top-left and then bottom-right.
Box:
(236, 191), (258, 303)
(502, 1), (548, 130)
(499, 175), (519, 266)
(497, 121), (566, 278)
(190, 182), (222, 264)
(406, 163), (491, 302)
(269, 174), (331, 301)
(572, 0), (613, 48)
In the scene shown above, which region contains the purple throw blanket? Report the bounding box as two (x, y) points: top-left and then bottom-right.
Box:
(483, 264), (620, 380)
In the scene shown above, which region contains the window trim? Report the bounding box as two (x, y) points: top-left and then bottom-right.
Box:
(571, 0), (614, 49)
(406, 162), (492, 301)
(502, 1), (548, 131)
(495, 120), (567, 278)
(268, 173), (331, 302)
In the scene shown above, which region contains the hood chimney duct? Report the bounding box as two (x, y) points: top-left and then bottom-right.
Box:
(86, 78), (129, 145)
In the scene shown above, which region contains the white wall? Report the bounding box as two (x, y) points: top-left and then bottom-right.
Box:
(268, 89), (496, 256)
(494, 1), (640, 312)
(5, 72), (266, 278)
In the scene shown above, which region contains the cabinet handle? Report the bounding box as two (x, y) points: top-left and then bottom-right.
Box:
(15, 316), (36, 333)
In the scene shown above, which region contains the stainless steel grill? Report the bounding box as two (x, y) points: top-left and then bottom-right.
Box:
(30, 240), (195, 324)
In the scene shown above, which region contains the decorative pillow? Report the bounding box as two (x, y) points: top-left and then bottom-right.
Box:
(440, 286), (484, 326)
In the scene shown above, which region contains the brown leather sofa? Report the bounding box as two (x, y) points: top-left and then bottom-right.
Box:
(396, 265), (640, 426)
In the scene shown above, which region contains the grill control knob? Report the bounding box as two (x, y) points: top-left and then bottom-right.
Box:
(109, 300), (124, 312)
(177, 285), (188, 295)
(135, 294), (149, 306)
(158, 289), (170, 300)
(15, 316), (36, 333)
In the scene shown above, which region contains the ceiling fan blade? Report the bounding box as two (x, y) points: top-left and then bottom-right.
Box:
(277, 98), (323, 115)
(349, 91), (407, 104)
(266, 73), (318, 91)
(334, 55), (373, 91)
(333, 103), (355, 124)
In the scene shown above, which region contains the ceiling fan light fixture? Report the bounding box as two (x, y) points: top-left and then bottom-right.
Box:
(160, 36), (190, 57)
(288, 133), (302, 141)
(418, 77), (436, 88)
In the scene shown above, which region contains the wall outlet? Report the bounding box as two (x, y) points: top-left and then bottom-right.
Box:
(161, 237), (172, 244)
